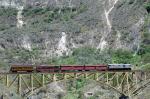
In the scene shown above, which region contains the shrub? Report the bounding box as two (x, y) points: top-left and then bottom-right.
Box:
(141, 53), (150, 63)
(144, 3), (150, 13)
(23, 5), (87, 24)
(0, 7), (17, 16)
(142, 63), (150, 70)
(111, 49), (134, 64)
(47, 47), (111, 65)
(138, 45), (150, 55)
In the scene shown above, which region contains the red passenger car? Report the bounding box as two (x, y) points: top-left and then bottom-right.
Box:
(60, 64), (107, 72)
(36, 65), (60, 73)
(85, 65), (107, 71)
(61, 65), (85, 72)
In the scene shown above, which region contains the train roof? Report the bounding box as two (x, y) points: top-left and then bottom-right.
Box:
(108, 64), (131, 65)
(60, 64), (107, 66)
(37, 65), (58, 66)
(11, 64), (35, 67)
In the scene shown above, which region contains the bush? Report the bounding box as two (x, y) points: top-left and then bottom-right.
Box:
(138, 45), (150, 55)
(0, 7), (17, 16)
(76, 79), (86, 89)
(144, 3), (150, 13)
(143, 32), (150, 44)
(141, 53), (150, 63)
(111, 49), (134, 64)
(142, 63), (150, 70)
(47, 47), (111, 65)
(23, 5), (87, 24)
(0, 60), (8, 68)
(3, 48), (40, 64)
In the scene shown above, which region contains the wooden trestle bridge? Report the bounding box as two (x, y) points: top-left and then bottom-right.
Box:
(0, 70), (150, 98)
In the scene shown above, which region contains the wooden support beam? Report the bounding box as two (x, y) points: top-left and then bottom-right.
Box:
(74, 73), (77, 79)
(42, 74), (45, 87)
(126, 73), (130, 96)
(53, 74), (57, 81)
(96, 72), (99, 81)
(120, 73), (126, 93)
(64, 73), (67, 80)
(30, 74), (33, 95)
(145, 72), (147, 81)
(106, 73), (109, 84)
(84, 73), (87, 79)
(116, 73), (119, 88)
(18, 74), (21, 95)
(6, 75), (9, 87)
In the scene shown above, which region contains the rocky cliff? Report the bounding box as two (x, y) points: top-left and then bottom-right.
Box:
(0, 0), (148, 64)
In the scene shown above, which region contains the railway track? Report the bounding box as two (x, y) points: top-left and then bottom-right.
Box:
(0, 70), (149, 74)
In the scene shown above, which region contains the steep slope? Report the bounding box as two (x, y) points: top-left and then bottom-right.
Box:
(0, 0), (148, 64)
(0, 84), (22, 99)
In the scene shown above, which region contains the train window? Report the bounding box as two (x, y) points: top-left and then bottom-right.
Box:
(55, 66), (60, 68)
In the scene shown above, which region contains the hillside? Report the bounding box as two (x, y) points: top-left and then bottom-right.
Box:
(0, 0), (149, 67)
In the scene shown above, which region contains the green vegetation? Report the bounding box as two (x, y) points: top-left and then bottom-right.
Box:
(144, 2), (150, 13)
(64, 79), (87, 99)
(47, 47), (111, 65)
(0, 45), (149, 69)
(0, 7), (17, 16)
(141, 63), (150, 70)
(138, 44), (150, 65)
(111, 49), (134, 64)
(23, 5), (87, 23)
(45, 46), (149, 69)
(0, 24), (9, 31)
(0, 60), (9, 69)
(47, 47), (136, 64)
(76, 79), (86, 89)
(3, 48), (40, 64)
(0, 7), (17, 31)
(138, 4), (150, 69)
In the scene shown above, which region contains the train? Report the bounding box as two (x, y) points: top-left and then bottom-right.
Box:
(10, 64), (132, 73)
